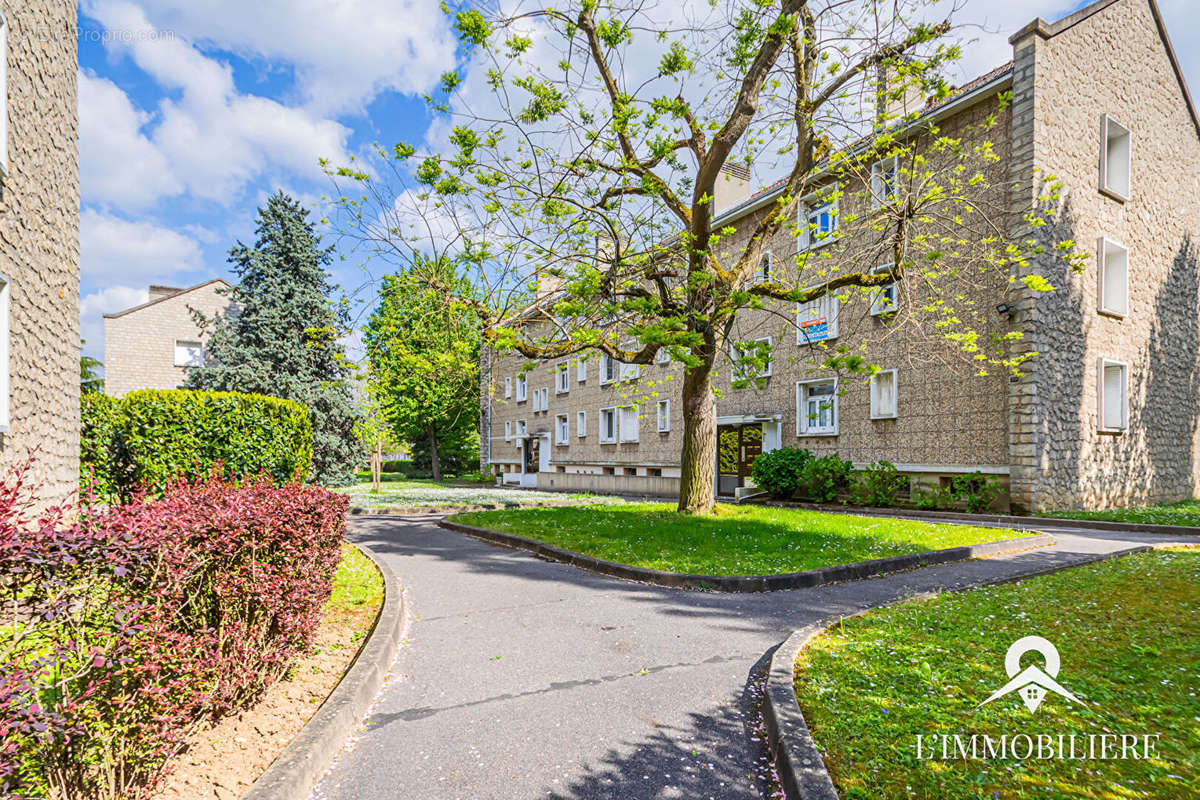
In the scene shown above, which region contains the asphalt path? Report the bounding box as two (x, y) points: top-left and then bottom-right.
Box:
(312, 514), (1193, 800)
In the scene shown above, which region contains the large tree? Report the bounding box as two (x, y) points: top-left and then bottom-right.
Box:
(363, 258), (483, 482)
(331, 0), (1083, 512)
(188, 192), (364, 485)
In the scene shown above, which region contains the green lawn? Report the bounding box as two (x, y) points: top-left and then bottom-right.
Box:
(793, 548), (1199, 800)
(337, 475), (606, 509)
(449, 503), (1033, 576)
(1041, 498), (1200, 528)
(326, 543), (384, 618)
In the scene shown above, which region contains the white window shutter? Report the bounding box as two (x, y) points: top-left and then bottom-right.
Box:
(0, 14), (8, 179)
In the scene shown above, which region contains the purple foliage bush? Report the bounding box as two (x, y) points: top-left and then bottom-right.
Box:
(0, 464), (348, 799)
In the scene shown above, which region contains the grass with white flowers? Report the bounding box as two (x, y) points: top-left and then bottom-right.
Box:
(450, 503), (1033, 576)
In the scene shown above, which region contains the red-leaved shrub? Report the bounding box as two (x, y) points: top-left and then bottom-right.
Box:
(1, 465), (347, 800)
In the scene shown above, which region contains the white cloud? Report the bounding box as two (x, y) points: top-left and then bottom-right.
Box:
(80, 285), (151, 360)
(79, 71), (183, 209)
(81, 208), (205, 286)
(99, 0), (457, 114)
(81, 0), (355, 205)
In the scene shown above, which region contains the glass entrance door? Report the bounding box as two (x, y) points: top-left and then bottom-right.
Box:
(717, 424), (763, 497)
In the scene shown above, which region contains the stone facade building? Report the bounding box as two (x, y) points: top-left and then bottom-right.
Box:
(104, 280), (232, 397)
(482, 0), (1200, 512)
(0, 2), (81, 506)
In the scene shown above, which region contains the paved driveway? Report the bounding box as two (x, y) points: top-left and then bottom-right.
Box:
(312, 515), (1192, 800)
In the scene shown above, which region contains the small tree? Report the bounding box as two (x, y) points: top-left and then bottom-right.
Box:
(187, 192), (364, 485)
(364, 258), (483, 482)
(80, 340), (103, 395)
(332, 0), (1083, 512)
(354, 382), (398, 492)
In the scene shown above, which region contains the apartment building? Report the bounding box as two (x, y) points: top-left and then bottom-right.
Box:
(482, 0), (1200, 512)
(104, 280), (232, 397)
(0, 2), (81, 506)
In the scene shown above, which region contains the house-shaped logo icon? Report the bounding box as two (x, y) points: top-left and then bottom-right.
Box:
(979, 636), (1084, 713)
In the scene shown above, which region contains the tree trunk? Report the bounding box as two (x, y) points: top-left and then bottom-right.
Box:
(677, 357), (717, 513)
(372, 440), (382, 492)
(428, 427), (442, 483)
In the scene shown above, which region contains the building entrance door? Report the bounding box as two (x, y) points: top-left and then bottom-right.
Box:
(523, 436), (539, 475)
(717, 424), (763, 497)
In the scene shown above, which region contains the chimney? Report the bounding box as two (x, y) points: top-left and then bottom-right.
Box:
(713, 162), (751, 216)
(148, 285), (183, 302)
(876, 61), (926, 126)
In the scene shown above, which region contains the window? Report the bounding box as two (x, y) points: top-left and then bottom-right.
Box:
(532, 387), (542, 412)
(871, 155), (899, 208)
(619, 360), (640, 381)
(516, 419), (528, 436)
(730, 337), (772, 384)
(751, 252), (771, 285)
(504, 377), (512, 398)
(1100, 115), (1131, 201)
(656, 347), (670, 365)
(556, 363), (570, 393)
(870, 264), (899, 316)
(870, 369), (898, 419)
(0, 276), (8, 432)
(657, 400), (671, 432)
(541, 387), (550, 409)
(797, 378), (838, 436)
(174, 340), (205, 367)
(555, 414), (569, 445)
(577, 358), (587, 382)
(799, 193), (838, 250)
(504, 421), (512, 441)
(577, 410), (587, 437)
(516, 375), (528, 401)
(1097, 237), (1128, 317)
(1098, 359), (1128, 433)
(0, 13), (8, 179)
(599, 407), (617, 443)
(618, 405), (640, 443)
(600, 355), (618, 385)
(796, 294), (839, 343)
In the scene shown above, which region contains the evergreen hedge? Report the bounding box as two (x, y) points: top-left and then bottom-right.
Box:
(81, 389), (313, 498)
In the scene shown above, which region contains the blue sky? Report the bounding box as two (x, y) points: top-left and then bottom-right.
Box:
(77, 0), (1200, 364)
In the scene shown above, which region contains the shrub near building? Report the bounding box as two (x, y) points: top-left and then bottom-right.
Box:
(82, 389), (313, 499)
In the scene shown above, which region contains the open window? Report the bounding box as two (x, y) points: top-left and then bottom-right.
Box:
(516, 419), (528, 436)
(870, 369), (898, 419)
(556, 362), (570, 393)
(599, 407), (617, 443)
(798, 187), (838, 250)
(1099, 115), (1131, 201)
(555, 414), (569, 445)
(599, 355), (618, 385)
(796, 378), (838, 436)
(516, 375), (528, 401)
(1097, 237), (1128, 317)
(870, 155), (899, 208)
(1097, 359), (1128, 433)
(869, 265), (899, 316)
(751, 252), (771, 285)
(730, 337), (772, 384)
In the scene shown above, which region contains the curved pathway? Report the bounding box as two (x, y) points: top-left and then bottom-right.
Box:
(312, 515), (1193, 800)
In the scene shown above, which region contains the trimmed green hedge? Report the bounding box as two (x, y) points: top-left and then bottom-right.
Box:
(81, 389), (313, 498)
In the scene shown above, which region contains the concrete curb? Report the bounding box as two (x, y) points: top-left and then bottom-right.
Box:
(751, 499), (1200, 538)
(763, 542), (1192, 799)
(240, 541), (406, 800)
(349, 499), (617, 516)
(438, 518), (1055, 593)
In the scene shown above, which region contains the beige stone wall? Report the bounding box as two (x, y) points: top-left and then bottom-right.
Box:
(1013, 0), (1200, 510)
(486, 90), (1017, 482)
(0, 2), (80, 506)
(104, 282), (232, 397)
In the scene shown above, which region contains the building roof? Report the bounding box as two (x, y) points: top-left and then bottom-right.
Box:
(103, 278), (232, 319)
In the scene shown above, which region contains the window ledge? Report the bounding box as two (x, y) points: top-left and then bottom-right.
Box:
(869, 414), (898, 421)
(1099, 186), (1129, 204)
(1097, 307), (1126, 320)
(797, 431), (838, 438)
(797, 239), (837, 255)
(1097, 427), (1126, 436)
